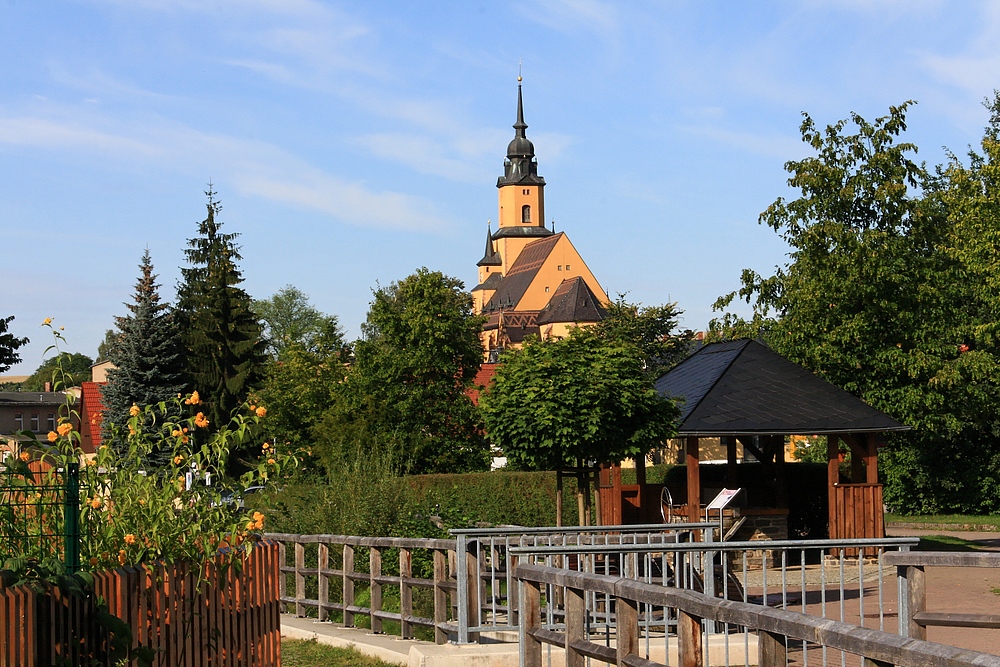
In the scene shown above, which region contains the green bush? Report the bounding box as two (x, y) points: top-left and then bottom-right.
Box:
(257, 469), (584, 538)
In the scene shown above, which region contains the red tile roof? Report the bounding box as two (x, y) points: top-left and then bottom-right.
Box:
(466, 363), (498, 406)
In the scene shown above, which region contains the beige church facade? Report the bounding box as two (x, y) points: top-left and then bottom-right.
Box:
(473, 83), (609, 359)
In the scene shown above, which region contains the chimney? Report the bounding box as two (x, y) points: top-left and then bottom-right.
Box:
(44, 382), (51, 392)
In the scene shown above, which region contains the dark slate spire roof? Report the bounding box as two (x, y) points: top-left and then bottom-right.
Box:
(497, 82), (545, 188)
(536, 277), (607, 325)
(483, 233), (563, 313)
(477, 224), (502, 266)
(472, 272), (502, 292)
(654, 339), (909, 436)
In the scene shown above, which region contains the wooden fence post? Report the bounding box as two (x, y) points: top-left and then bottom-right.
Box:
(344, 544), (355, 627)
(565, 585), (586, 667)
(759, 630), (786, 667)
(294, 541), (305, 617)
(400, 548), (413, 639)
(905, 564), (926, 640)
(521, 579), (542, 667)
(616, 596), (639, 667)
(433, 549), (448, 645)
(370, 546), (383, 633)
(318, 543), (329, 622)
(678, 608), (703, 667)
(278, 541), (288, 613)
(466, 539), (480, 642)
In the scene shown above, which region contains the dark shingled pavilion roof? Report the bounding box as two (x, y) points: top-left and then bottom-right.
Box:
(654, 339), (909, 436)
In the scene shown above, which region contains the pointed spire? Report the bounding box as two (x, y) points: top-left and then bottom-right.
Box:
(477, 220), (502, 266)
(514, 81), (527, 136)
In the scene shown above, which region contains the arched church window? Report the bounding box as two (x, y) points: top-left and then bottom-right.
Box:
(522, 205), (531, 223)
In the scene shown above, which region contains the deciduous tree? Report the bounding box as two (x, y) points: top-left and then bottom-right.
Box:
(0, 316), (27, 374)
(480, 328), (678, 471)
(711, 101), (1000, 513)
(317, 268), (488, 475)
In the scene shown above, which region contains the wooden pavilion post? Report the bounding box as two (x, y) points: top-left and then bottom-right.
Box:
(725, 436), (738, 489)
(865, 433), (879, 483)
(686, 436), (701, 523)
(635, 454), (647, 521)
(827, 435), (840, 539)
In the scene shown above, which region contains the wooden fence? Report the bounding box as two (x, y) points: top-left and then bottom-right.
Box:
(269, 533), (459, 644)
(885, 550), (1000, 639)
(516, 561), (1000, 667)
(0, 540), (280, 667)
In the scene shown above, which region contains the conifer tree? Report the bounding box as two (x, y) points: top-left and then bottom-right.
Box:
(175, 189), (265, 431)
(101, 249), (185, 462)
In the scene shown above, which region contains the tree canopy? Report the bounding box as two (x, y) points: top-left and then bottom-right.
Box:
(480, 328), (678, 471)
(253, 311), (347, 462)
(592, 296), (693, 379)
(254, 285), (341, 359)
(711, 99), (1000, 514)
(314, 268), (489, 475)
(0, 316), (27, 375)
(175, 190), (265, 430)
(23, 352), (93, 391)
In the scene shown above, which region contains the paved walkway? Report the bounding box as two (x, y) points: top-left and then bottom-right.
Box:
(280, 616), (522, 667)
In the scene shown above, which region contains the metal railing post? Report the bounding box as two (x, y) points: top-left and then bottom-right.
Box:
(63, 462), (80, 574)
(456, 533), (469, 643)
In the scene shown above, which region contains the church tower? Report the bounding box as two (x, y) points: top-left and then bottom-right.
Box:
(492, 79), (552, 276)
(473, 79), (608, 359)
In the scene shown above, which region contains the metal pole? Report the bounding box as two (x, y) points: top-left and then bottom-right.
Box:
(456, 533), (469, 643)
(64, 462), (80, 574)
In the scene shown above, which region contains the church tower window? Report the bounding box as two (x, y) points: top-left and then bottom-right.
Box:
(522, 205), (531, 223)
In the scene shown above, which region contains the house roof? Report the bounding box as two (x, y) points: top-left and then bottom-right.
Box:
(0, 391), (70, 407)
(654, 339), (909, 436)
(465, 363), (498, 406)
(483, 233), (563, 313)
(536, 276), (607, 325)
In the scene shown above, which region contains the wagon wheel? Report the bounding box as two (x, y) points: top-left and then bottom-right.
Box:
(660, 486), (674, 524)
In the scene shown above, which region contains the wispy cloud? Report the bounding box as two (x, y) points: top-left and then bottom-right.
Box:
(517, 0), (619, 37)
(0, 110), (451, 232)
(677, 123), (804, 160)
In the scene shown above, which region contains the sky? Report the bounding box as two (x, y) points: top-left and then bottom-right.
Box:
(2, 0), (999, 375)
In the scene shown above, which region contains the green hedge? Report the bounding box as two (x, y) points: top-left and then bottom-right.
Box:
(256, 470), (582, 538)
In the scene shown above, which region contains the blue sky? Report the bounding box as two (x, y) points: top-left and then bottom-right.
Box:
(2, 0), (999, 375)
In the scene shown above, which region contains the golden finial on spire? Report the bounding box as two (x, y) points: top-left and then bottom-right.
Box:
(518, 59), (522, 83)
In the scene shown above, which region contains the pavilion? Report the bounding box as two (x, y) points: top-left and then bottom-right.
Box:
(600, 339), (909, 541)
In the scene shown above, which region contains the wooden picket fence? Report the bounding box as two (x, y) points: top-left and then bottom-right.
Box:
(0, 540), (281, 667)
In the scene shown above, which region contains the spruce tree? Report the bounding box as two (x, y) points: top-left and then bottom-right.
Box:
(101, 249), (185, 462)
(176, 189), (265, 431)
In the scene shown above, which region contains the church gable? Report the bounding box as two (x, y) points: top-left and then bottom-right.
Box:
(536, 276), (607, 326)
(512, 233), (605, 311)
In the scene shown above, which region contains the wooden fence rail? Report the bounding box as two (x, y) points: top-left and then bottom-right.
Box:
(884, 551), (1000, 640)
(266, 532), (460, 645)
(0, 540), (280, 667)
(515, 562), (1000, 667)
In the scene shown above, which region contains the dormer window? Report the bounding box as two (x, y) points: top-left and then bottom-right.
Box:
(522, 205), (531, 223)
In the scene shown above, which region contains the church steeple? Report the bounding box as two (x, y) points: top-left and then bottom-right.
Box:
(477, 222), (501, 267)
(498, 80), (545, 187)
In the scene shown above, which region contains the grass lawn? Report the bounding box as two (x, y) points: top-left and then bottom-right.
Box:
(913, 534), (983, 551)
(885, 513), (1000, 529)
(281, 639), (397, 667)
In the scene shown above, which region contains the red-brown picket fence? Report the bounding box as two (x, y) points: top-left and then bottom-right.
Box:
(0, 540), (281, 667)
